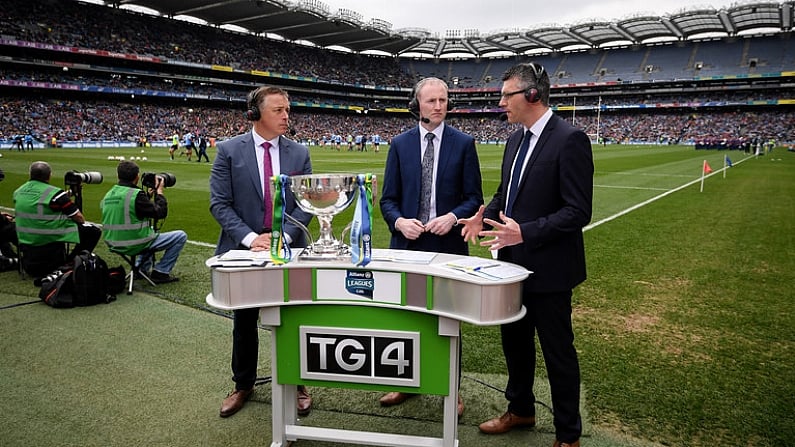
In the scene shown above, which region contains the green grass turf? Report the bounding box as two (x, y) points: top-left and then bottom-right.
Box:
(1, 144), (793, 446)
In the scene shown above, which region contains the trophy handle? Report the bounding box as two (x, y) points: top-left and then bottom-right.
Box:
(283, 213), (315, 248)
(340, 221), (353, 245)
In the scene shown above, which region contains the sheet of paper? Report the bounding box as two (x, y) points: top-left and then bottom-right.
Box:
(218, 249), (272, 261)
(209, 259), (268, 268)
(371, 249), (437, 264)
(443, 256), (500, 271)
(441, 257), (530, 280)
(474, 264), (530, 280)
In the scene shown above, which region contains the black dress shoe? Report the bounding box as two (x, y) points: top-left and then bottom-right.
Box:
(220, 388), (253, 418)
(150, 270), (179, 284)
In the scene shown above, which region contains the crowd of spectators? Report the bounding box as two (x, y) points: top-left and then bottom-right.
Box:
(1, 98), (792, 146)
(3, 66), (792, 114)
(1, 0), (792, 147)
(0, 0), (415, 87)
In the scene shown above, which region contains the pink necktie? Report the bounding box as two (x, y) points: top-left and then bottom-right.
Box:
(262, 141), (273, 230)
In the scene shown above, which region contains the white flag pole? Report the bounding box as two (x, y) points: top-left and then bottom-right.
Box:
(723, 155), (727, 179)
(700, 160), (706, 192)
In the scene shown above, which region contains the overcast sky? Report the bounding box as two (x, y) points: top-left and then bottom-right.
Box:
(320, 0), (742, 34)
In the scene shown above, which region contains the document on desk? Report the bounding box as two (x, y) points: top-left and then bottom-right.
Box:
(442, 257), (529, 280)
(212, 250), (272, 267)
(371, 249), (437, 264)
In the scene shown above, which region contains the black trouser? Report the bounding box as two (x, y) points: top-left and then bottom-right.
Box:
(68, 223), (102, 259)
(196, 148), (209, 162)
(21, 224), (102, 278)
(0, 218), (17, 257)
(231, 307), (260, 390)
(501, 289), (582, 444)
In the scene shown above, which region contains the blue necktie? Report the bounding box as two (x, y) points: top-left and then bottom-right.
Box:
(505, 130), (532, 217)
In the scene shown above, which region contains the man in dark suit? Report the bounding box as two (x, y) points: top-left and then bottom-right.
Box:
(461, 62), (593, 447)
(210, 86), (314, 418)
(379, 77), (483, 416)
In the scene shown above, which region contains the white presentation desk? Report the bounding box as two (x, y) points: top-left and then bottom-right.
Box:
(206, 250), (528, 447)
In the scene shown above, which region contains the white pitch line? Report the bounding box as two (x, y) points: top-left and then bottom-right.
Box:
(585, 155), (749, 232)
(594, 184), (670, 191)
(598, 171), (693, 178)
(0, 155), (751, 243)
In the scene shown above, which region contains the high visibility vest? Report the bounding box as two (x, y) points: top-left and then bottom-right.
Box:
(101, 185), (156, 255)
(172, 134), (179, 146)
(13, 180), (79, 246)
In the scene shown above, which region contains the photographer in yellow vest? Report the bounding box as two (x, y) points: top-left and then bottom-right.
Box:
(100, 160), (186, 284)
(14, 161), (101, 278)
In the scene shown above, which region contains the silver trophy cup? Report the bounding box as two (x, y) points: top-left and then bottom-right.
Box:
(289, 173), (359, 259)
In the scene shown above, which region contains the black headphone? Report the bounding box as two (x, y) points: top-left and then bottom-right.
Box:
(521, 62), (546, 103)
(244, 87), (263, 121)
(408, 79), (455, 115)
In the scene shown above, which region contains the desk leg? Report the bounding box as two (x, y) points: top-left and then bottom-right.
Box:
(270, 328), (298, 447)
(270, 328), (286, 447)
(440, 317), (460, 447)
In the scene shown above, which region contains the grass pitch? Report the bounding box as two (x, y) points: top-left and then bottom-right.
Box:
(0, 144), (793, 446)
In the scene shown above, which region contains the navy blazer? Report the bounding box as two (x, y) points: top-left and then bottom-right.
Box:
(380, 124), (483, 255)
(210, 132), (313, 255)
(484, 113), (593, 292)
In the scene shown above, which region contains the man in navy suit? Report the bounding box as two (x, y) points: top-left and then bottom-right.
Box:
(461, 63), (593, 447)
(379, 77), (483, 416)
(210, 86), (314, 418)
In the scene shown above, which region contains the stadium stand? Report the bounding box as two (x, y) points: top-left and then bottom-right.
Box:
(0, 0), (793, 148)
(598, 48), (648, 82)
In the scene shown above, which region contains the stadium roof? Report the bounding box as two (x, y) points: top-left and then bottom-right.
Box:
(113, 0), (795, 57)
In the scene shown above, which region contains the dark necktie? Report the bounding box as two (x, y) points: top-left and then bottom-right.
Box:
(505, 130), (532, 218)
(418, 132), (435, 223)
(262, 141), (273, 229)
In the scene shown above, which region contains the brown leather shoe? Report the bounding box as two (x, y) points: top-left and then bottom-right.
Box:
(457, 395), (464, 417)
(553, 440), (580, 447)
(297, 385), (312, 416)
(219, 388), (253, 418)
(479, 411), (536, 434)
(379, 392), (416, 406)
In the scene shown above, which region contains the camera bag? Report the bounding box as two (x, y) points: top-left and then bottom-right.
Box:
(38, 251), (117, 308)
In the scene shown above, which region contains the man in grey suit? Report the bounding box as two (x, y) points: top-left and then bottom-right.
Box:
(461, 62), (593, 447)
(210, 86), (314, 418)
(379, 77), (483, 416)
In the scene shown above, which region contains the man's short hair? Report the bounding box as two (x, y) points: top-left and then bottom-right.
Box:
(29, 161), (51, 182)
(503, 62), (551, 106)
(117, 160), (140, 182)
(248, 86), (289, 111)
(412, 77), (449, 102)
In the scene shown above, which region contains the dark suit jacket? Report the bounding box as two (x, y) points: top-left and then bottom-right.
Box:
(484, 113), (593, 293)
(380, 124), (483, 255)
(210, 132), (313, 255)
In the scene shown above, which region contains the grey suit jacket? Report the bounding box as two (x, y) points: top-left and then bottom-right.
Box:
(210, 132), (313, 255)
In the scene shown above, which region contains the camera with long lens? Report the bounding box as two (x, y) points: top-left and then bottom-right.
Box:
(141, 172), (176, 188)
(64, 170), (103, 186)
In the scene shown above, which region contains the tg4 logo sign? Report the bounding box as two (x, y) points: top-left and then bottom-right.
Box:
(299, 326), (420, 386)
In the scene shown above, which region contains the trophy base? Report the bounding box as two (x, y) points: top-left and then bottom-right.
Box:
(299, 244), (351, 261)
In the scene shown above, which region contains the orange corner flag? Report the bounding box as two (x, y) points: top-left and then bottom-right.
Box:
(703, 160), (713, 174)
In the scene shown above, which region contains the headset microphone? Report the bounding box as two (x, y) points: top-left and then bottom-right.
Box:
(411, 112), (431, 124)
(408, 84), (432, 124)
(499, 112), (508, 121)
